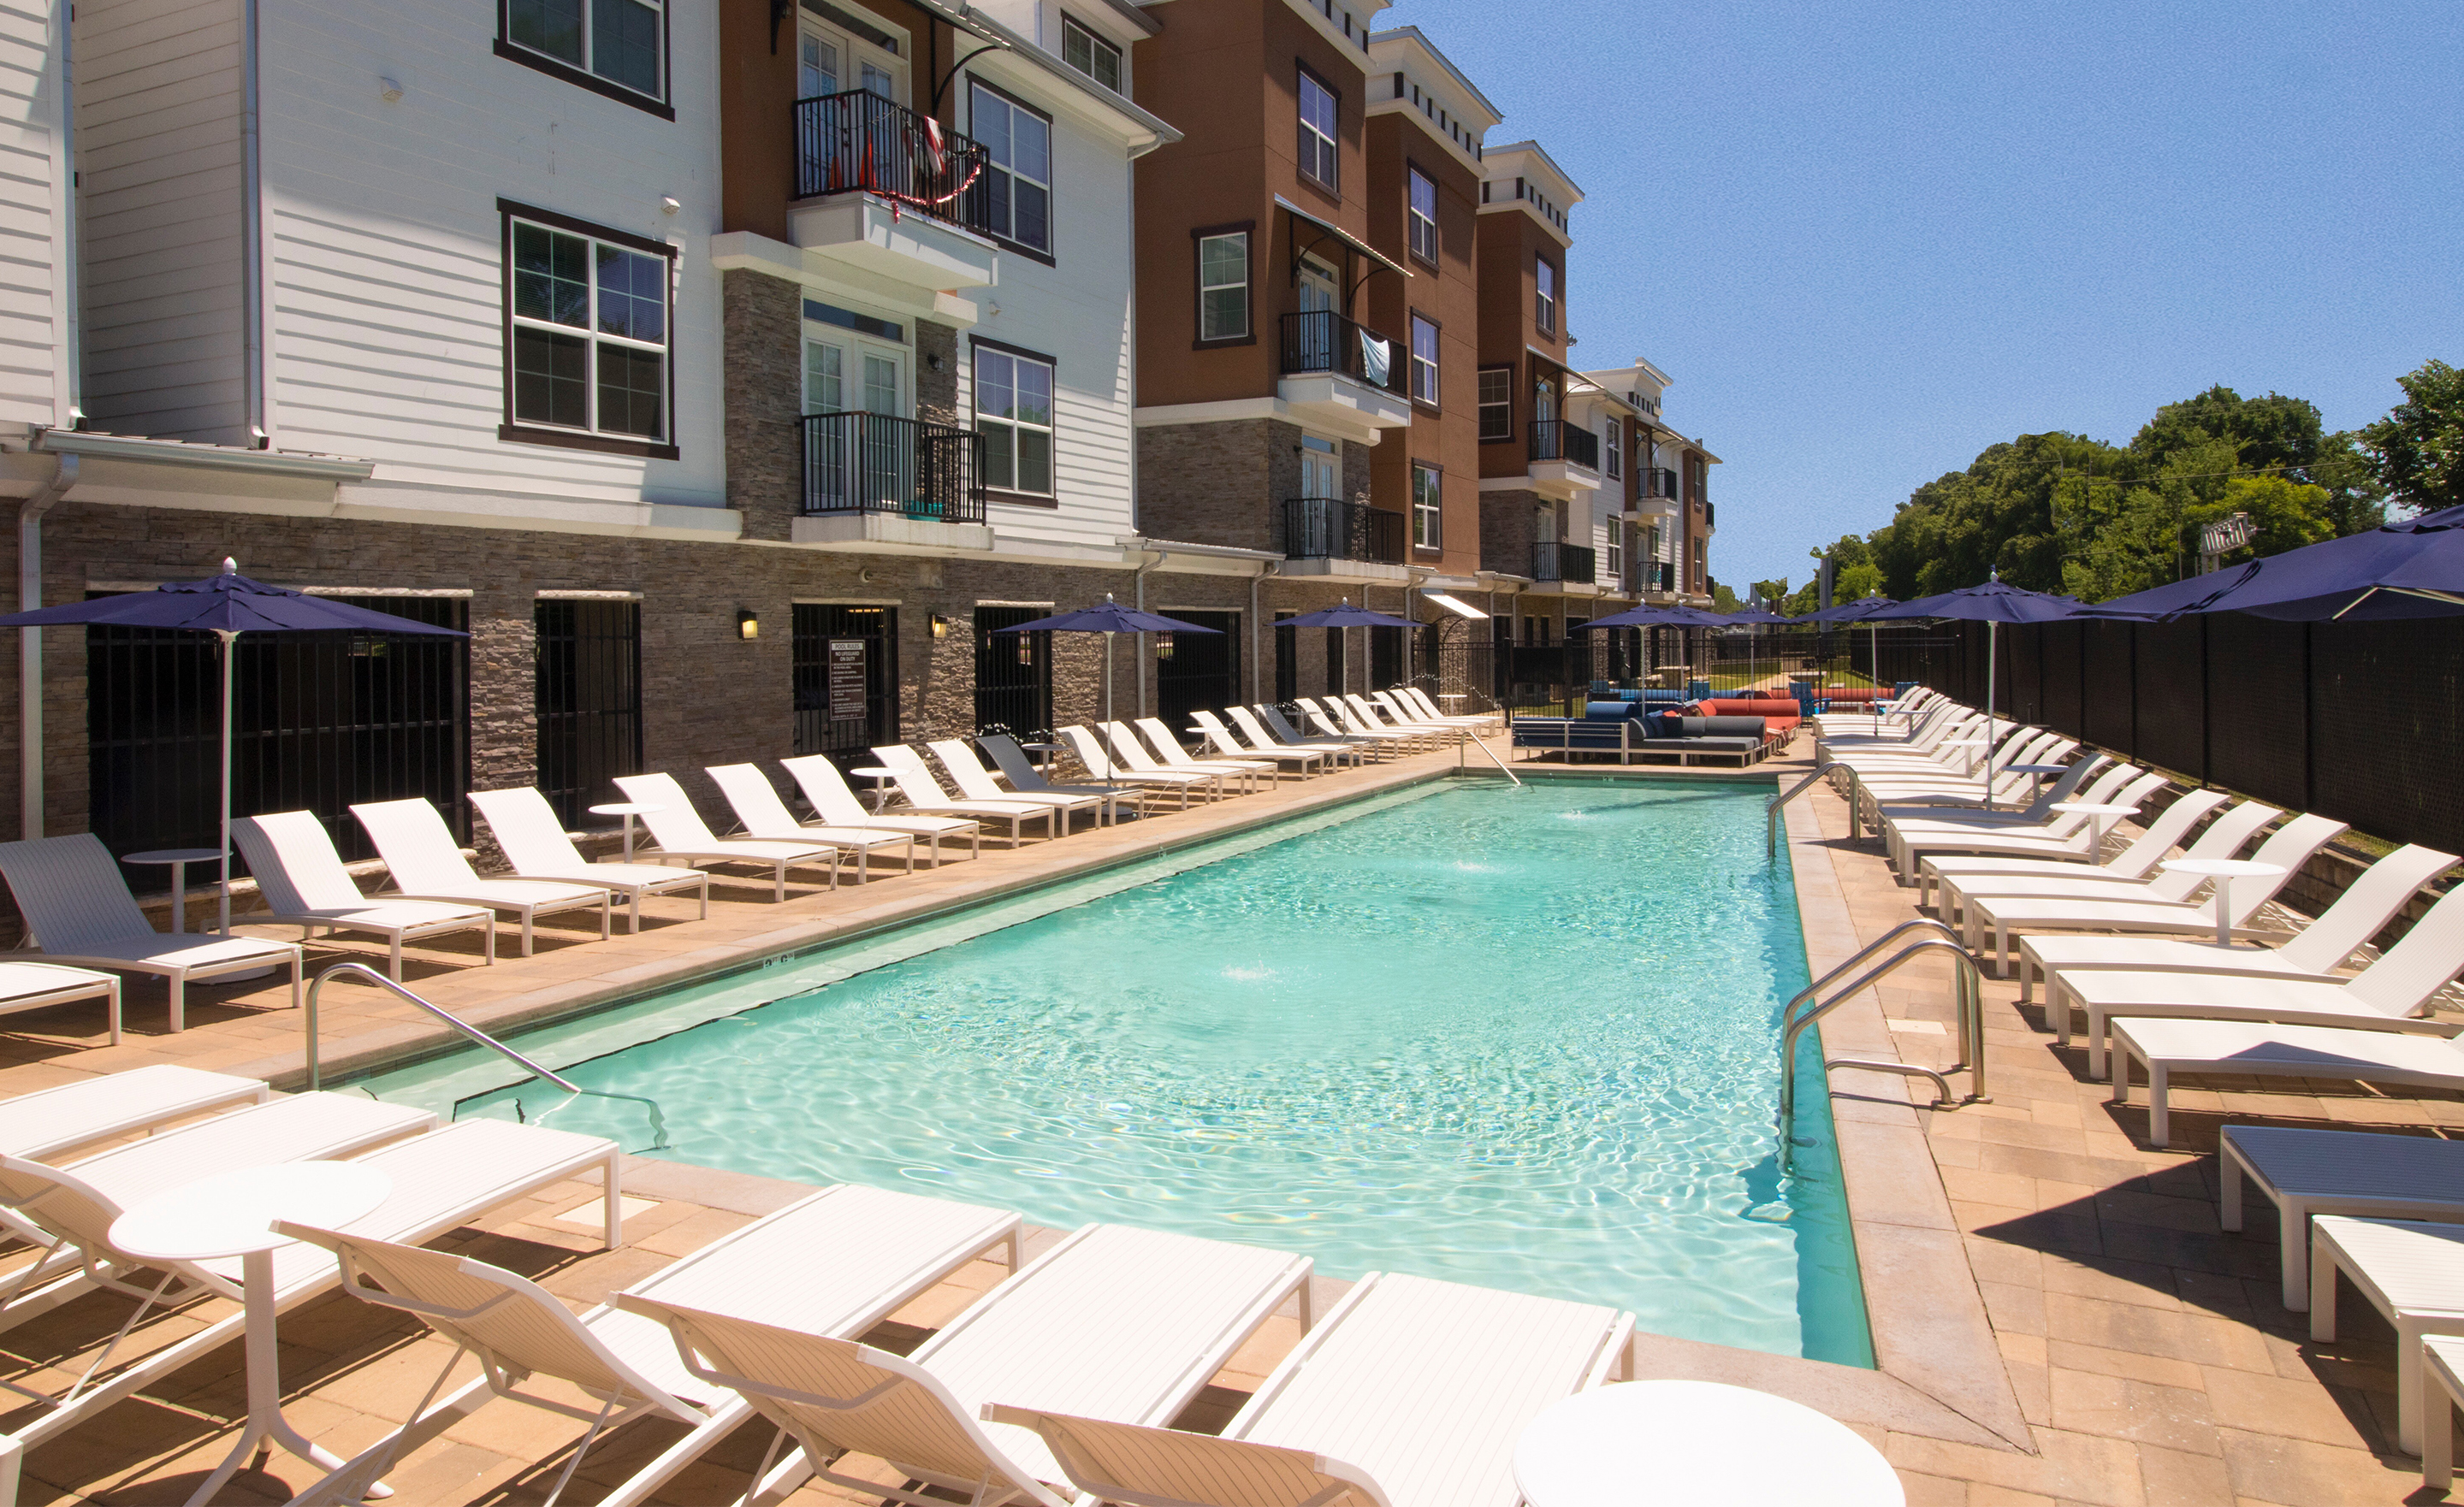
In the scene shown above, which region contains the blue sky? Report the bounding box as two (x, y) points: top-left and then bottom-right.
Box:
(1390, 0), (2464, 594)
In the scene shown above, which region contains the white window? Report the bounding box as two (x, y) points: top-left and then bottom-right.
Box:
(1297, 69), (1338, 190)
(803, 340), (840, 411)
(1605, 421), (1621, 479)
(976, 346), (1055, 495)
(506, 0), (664, 100)
(1412, 462), (1442, 549)
(1535, 257), (1556, 334)
(508, 216), (669, 443)
(1061, 15), (1121, 92)
(1409, 315), (1438, 405)
(972, 83), (1051, 255)
(1407, 167), (1437, 263)
(1198, 232), (1249, 341)
(1478, 366), (1512, 440)
(1602, 523), (1623, 577)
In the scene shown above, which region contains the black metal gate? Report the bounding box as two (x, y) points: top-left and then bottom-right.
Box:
(974, 606), (1052, 736)
(1369, 625), (1402, 689)
(1324, 627), (1347, 694)
(86, 594), (471, 877)
(1273, 613), (1298, 702)
(1157, 611), (1241, 729)
(792, 604), (899, 773)
(536, 600), (643, 828)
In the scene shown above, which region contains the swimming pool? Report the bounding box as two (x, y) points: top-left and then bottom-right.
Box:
(353, 777), (1873, 1366)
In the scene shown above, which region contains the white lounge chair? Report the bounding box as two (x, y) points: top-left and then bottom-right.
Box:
(1969, 813), (2348, 976)
(927, 740), (1110, 830)
(781, 754), (984, 862)
(232, 811), (495, 979)
(1057, 726), (1211, 807)
(977, 734), (1144, 823)
(2307, 1216), (2464, 1455)
(279, 1181), (1022, 1507)
(871, 744), (1054, 843)
(1294, 699), (1413, 754)
(1191, 710), (1325, 777)
(1885, 765), (2151, 883)
(0, 963), (119, 1045)
(468, 785), (713, 931)
(1943, 793), (2277, 943)
(2218, 1126), (2464, 1315)
(1254, 702), (1372, 759)
(1349, 694), (1457, 743)
(1104, 722), (1241, 795)
(2021, 841), (2461, 1011)
(613, 773), (845, 900)
(617, 1222), (1312, 1507)
(2069, 880), (2464, 1078)
(351, 798), (613, 954)
(991, 1270), (1633, 1507)
(2111, 1018), (2464, 1149)
(1391, 688), (1490, 728)
(0, 1115), (624, 1492)
(1916, 789), (2230, 910)
(0, 1064), (266, 1164)
(1233, 705), (1360, 766)
(708, 763), (920, 880)
(1132, 717), (1273, 785)
(0, 832), (305, 1031)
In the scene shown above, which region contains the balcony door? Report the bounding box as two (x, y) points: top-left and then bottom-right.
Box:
(805, 327), (909, 511)
(798, 20), (902, 101)
(1294, 256), (1338, 369)
(1300, 433), (1340, 499)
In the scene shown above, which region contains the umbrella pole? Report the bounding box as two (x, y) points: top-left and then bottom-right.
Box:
(216, 629), (236, 935)
(1983, 620), (1999, 811)
(1103, 632), (1115, 800)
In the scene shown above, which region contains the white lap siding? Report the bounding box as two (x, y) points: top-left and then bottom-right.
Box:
(0, 0), (71, 428)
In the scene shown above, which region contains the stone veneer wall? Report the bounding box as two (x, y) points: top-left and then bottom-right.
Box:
(722, 269), (802, 541)
(1479, 487), (1548, 580)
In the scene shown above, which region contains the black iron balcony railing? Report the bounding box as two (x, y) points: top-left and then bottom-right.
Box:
(1532, 541), (1596, 582)
(1645, 467), (1679, 499)
(792, 90), (992, 235)
(1644, 561), (1676, 592)
(1282, 497), (1405, 564)
(802, 411), (986, 523)
(1528, 419), (1600, 471)
(1704, 499), (1716, 527)
(1278, 311), (1408, 396)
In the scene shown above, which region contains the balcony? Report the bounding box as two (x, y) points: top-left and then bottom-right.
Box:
(1622, 466), (1682, 521)
(788, 91), (998, 293)
(1278, 496), (1411, 583)
(1276, 311), (1413, 439)
(1531, 541), (1596, 583)
(789, 411), (996, 553)
(1703, 499), (1716, 530)
(1525, 419), (1600, 501)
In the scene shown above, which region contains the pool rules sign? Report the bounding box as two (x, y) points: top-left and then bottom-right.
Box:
(827, 639), (867, 722)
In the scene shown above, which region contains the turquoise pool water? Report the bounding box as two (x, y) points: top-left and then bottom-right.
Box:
(354, 778), (1872, 1365)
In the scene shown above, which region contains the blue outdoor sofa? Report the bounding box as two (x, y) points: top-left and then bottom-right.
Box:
(1509, 702), (1768, 768)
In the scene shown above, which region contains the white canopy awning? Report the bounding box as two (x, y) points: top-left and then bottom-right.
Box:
(1422, 591), (1490, 620)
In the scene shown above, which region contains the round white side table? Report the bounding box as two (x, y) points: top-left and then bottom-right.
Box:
(850, 765), (897, 812)
(2007, 762), (2071, 805)
(588, 801), (663, 862)
(1513, 1380), (1904, 1507)
(2160, 857), (2286, 945)
(2052, 801), (2140, 861)
(124, 847), (224, 935)
(110, 1161), (394, 1507)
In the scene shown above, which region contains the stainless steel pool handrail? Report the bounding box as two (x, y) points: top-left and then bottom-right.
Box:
(1457, 726), (1524, 787)
(1768, 760), (1874, 854)
(305, 962), (669, 1149)
(1777, 920), (1987, 1167)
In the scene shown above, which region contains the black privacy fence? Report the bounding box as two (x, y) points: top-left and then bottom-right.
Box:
(1862, 616), (2464, 854)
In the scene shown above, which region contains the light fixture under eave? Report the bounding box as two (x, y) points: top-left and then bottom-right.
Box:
(737, 610), (760, 641)
(930, 613), (954, 639)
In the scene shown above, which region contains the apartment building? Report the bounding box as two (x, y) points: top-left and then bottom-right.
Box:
(0, 0), (1182, 866)
(1582, 358), (1718, 606)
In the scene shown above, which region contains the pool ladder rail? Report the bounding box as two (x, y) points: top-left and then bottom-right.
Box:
(1766, 760), (1874, 856)
(1778, 919), (1987, 1170)
(304, 961), (670, 1151)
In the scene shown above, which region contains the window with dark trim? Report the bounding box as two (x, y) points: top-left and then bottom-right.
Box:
(1060, 15), (1121, 92)
(497, 0), (672, 116)
(1408, 314), (1438, 405)
(1477, 365), (1512, 441)
(974, 339), (1056, 500)
(500, 202), (677, 458)
(971, 81), (1052, 257)
(1411, 461), (1442, 549)
(1196, 228), (1251, 343)
(1297, 67), (1338, 191)
(1535, 257), (1556, 335)
(1407, 166), (1437, 264)
(1605, 419), (1621, 479)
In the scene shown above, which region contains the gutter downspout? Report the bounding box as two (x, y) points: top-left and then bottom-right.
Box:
(240, 0), (266, 446)
(1132, 547), (1167, 717)
(19, 453), (78, 838)
(1250, 565), (1270, 704)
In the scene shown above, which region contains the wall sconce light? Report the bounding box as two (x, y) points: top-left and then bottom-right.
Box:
(930, 613), (954, 639)
(927, 352), (945, 372)
(737, 610), (760, 641)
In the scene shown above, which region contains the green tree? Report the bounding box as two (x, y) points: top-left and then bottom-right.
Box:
(2130, 386), (2323, 476)
(1710, 581), (1741, 613)
(2307, 431), (2390, 535)
(2360, 358), (2464, 514)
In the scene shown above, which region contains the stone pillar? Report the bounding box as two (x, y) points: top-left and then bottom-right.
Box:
(724, 269), (803, 542)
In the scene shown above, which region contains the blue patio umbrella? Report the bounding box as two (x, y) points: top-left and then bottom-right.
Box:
(2086, 502), (2464, 623)
(1580, 603), (1723, 696)
(992, 594), (1221, 733)
(1267, 598), (1415, 697)
(1863, 576), (2094, 807)
(0, 559), (469, 932)
(1792, 595), (1903, 691)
